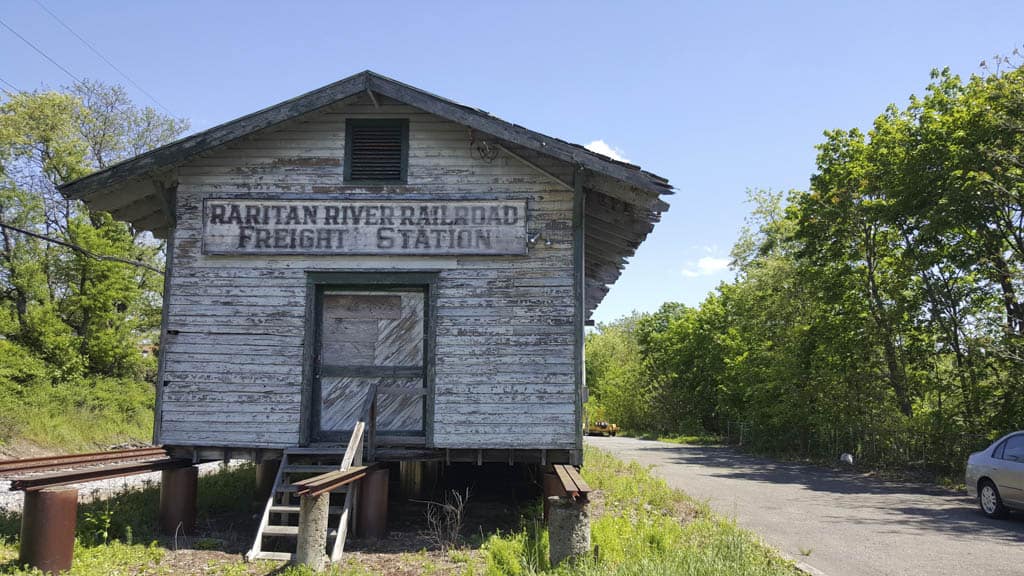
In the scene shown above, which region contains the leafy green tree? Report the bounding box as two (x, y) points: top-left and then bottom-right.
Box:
(0, 82), (186, 447)
(586, 59), (1024, 475)
(586, 313), (649, 431)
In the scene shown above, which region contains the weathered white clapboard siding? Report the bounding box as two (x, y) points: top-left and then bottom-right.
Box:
(159, 96), (578, 450)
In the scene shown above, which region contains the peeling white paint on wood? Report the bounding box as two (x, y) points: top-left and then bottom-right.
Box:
(159, 99), (578, 453)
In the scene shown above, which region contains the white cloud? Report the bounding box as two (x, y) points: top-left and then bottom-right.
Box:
(681, 256), (731, 278)
(584, 140), (629, 163)
(689, 244), (720, 254)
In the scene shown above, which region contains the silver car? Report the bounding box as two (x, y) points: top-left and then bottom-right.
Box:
(966, 431), (1024, 518)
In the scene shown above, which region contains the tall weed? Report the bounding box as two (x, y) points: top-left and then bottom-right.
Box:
(479, 447), (797, 576)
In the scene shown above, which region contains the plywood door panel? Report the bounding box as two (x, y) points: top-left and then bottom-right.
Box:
(317, 291), (425, 439)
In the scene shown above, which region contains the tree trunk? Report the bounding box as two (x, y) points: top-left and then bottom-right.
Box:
(992, 254), (1024, 336)
(864, 225), (912, 417)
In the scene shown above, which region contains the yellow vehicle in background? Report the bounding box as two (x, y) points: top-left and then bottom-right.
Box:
(587, 421), (619, 437)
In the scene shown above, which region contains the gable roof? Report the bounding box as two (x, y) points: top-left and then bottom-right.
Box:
(57, 70), (673, 316)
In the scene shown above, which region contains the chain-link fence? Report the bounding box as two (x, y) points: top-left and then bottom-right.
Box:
(719, 419), (993, 476)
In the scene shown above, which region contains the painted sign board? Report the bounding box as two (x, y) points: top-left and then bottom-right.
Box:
(202, 199), (528, 255)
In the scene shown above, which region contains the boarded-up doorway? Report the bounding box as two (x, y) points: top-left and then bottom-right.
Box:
(314, 289), (427, 442)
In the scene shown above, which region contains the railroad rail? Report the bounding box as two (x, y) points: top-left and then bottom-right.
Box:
(0, 446), (168, 476)
(0, 446), (190, 491)
(551, 464), (592, 501)
(292, 462), (384, 498)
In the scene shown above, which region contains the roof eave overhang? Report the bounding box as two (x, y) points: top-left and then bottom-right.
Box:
(59, 71), (671, 204)
(56, 70), (673, 311)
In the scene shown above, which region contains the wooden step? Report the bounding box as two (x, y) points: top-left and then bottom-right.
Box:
(249, 551), (293, 561)
(262, 525), (340, 538)
(270, 505), (344, 515)
(283, 464), (341, 473)
(285, 446), (345, 455)
(262, 525), (298, 537)
(279, 483), (350, 493)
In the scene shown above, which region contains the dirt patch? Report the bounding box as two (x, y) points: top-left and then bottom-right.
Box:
(140, 473), (529, 575)
(143, 508), (496, 575)
(0, 440), (52, 460)
(157, 549), (259, 575)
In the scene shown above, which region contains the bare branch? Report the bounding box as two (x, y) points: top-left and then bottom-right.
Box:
(0, 220), (164, 274)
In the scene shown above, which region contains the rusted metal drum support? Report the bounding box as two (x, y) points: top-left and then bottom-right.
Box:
(356, 467), (389, 539)
(159, 466), (198, 535)
(20, 487), (78, 574)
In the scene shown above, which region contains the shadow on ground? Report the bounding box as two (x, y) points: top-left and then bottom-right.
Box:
(619, 440), (1024, 544)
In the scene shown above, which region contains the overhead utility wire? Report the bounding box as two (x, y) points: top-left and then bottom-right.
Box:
(0, 221), (164, 275)
(0, 16), (82, 84)
(0, 76), (21, 94)
(31, 0), (174, 115)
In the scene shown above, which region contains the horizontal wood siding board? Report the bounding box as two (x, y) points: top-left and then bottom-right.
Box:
(158, 98), (577, 449)
(61, 73), (668, 318)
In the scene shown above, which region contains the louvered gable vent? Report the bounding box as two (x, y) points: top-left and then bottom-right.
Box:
(344, 119), (408, 182)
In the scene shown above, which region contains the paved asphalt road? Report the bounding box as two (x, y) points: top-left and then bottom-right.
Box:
(587, 436), (1024, 576)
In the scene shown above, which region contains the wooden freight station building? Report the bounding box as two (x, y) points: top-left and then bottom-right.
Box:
(58, 71), (671, 563)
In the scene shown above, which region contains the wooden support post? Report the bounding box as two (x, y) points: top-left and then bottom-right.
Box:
(547, 496), (590, 567)
(20, 487), (78, 575)
(254, 459), (280, 503)
(295, 493), (330, 571)
(572, 165), (586, 468)
(399, 461), (438, 500)
(356, 467), (389, 539)
(159, 466), (197, 535)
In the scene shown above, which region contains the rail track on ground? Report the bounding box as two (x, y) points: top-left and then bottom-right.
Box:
(0, 446), (190, 491)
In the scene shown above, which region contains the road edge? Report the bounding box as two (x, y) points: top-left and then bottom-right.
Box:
(791, 556), (828, 576)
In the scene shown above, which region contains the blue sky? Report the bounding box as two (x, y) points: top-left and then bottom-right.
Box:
(2, 1), (1021, 323)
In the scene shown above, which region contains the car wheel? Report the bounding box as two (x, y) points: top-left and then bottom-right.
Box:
(610, 431), (617, 437)
(979, 480), (1009, 519)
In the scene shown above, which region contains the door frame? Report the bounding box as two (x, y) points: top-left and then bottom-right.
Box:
(300, 271), (438, 446)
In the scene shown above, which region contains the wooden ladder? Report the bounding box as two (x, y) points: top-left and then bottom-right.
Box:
(246, 386), (377, 564)
(244, 447), (350, 562)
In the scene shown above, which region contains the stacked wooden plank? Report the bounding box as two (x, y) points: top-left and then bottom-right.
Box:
(551, 464), (592, 502)
(291, 463), (383, 498)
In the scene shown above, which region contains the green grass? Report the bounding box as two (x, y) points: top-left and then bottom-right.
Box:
(622, 431), (722, 445)
(0, 340), (154, 452)
(478, 447), (797, 576)
(0, 450), (795, 575)
(0, 463), (256, 575)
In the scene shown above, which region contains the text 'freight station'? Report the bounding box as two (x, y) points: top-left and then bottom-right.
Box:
(202, 199), (529, 255)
